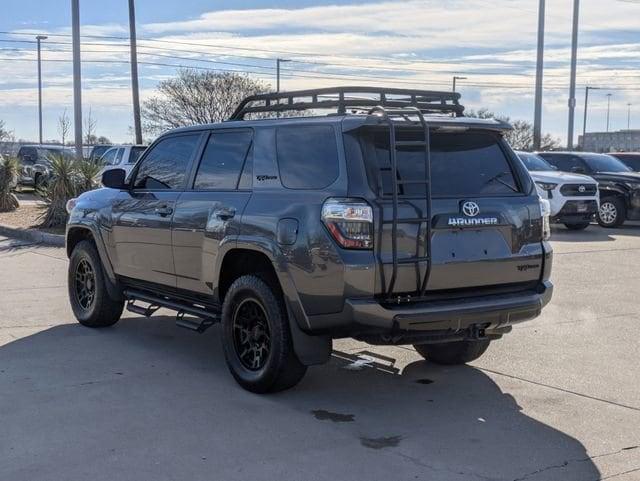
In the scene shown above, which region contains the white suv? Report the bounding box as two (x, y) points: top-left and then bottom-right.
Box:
(517, 151), (599, 230)
(98, 145), (147, 181)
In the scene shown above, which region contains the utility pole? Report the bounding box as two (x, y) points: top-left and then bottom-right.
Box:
(71, 0), (83, 160)
(567, 0), (580, 150)
(606, 93), (612, 132)
(128, 0), (142, 145)
(452, 76), (467, 93)
(582, 86), (600, 147)
(628, 103), (632, 130)
(276, 58), (290, 93)
(533, 0), (545, 150)
(36, 35), (47, 145)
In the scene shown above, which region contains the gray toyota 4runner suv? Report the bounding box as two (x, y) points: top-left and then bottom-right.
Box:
(65, 87), (553, 393)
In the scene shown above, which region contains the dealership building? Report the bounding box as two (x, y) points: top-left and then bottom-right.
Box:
(579, 130), (640, 153)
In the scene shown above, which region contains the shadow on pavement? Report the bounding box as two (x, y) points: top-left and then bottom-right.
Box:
(0, 316), (600, 481)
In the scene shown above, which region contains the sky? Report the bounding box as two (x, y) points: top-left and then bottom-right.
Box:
(0, 0), (639, 144)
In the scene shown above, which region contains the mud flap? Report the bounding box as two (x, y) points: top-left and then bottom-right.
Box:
(285, 303), (332, 366)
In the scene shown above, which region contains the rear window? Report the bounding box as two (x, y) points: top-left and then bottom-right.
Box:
(277, 125), (339, 189)
(364, 130), (519, 197)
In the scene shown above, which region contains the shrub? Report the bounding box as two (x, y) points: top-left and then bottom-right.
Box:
(39, 155), (102, 228)
(0, 156), (19, 212)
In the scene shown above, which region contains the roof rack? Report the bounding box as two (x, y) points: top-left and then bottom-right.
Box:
(229, 86), (465, 120)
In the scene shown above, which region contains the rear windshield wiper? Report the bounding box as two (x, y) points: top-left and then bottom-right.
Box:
(482, 172), (518, 193)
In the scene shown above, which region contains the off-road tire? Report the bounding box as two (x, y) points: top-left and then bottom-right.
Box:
(68, 240), (123, 327)
(597, 197), (626, 228)
(221, 275), (306, 393)
(564, 222), (590, 231)
(413, 339), (491, 365)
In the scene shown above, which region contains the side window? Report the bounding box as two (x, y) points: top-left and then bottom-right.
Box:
(101, 149), (118, 165)
(277, 125), (339, 189)
(133, 134), (200, 190)
(543, 154), (577, 172)
(193, 131), (253, 190)
(115, 148), (125, 165)
(128, 148), (145, 164)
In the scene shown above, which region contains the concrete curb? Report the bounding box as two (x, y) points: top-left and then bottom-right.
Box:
(0, 223), (65, 247)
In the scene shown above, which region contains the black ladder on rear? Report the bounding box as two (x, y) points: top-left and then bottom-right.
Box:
(370, 106), (433, 302)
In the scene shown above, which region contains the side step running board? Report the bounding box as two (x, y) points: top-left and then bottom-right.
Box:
(123, 289), (220, 334)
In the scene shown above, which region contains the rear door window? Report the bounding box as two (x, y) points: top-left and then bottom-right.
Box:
(366, 130), (519, 197)
(277, 125), (339, 189)
(193, 130), (253, 190)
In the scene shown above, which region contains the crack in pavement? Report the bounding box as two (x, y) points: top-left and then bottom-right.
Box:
(598, 465), (640, 480)
(513, 446), (639, 481)
(396, 452), (499, 481)
(479, 367), (640, 412)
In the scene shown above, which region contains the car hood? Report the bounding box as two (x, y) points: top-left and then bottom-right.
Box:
(591, 171), (640, 183)
(529, 171), (597, 185)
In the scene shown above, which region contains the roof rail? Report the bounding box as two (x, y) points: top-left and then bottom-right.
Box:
(229, 86), (464, 121)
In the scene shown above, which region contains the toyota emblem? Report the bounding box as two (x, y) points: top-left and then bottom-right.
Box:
(578, 185), (586, 193)
(462, 201), (480, 217)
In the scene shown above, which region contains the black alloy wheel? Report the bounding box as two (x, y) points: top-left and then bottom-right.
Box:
(232, 298), (272, 371)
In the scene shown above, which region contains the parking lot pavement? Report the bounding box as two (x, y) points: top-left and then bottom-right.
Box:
(1, 229), (639, 481)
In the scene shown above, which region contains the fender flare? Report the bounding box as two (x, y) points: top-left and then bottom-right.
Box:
(227, 238), (332, 366)
(66, 222), (123, 301)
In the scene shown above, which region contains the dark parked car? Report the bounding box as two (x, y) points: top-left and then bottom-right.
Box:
(538, 151), (640, 228)
(17, 145), (74, 189)
(610, 152), (640, 172)
(65, 87), (553, 393)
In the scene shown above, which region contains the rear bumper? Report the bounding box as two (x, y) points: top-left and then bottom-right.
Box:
(337, 280), (553, 333)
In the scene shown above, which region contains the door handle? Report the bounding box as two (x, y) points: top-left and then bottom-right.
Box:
(214, 208), (236, 220)
(154, 205), (173, 217)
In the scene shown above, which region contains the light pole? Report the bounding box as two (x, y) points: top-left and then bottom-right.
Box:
(128, 0), (142, 145)
(36, 35), (47, 145)
(276, 58), (290, 93)
(627, 103), (632, 130)
(533, 0), (545, 150)
(452, 76), (467, 93)
(606, 93), (612, 132)
(71, 0), (83, 160)
(567, 0), (580, 150)
(582, 86), (600, 146)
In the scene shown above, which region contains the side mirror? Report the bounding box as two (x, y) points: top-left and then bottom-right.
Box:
(102, 168), (127, 189)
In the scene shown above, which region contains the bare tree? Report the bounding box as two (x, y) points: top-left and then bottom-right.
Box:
(465, 109), (561, 151)
(84, 107), (97, 145)
(0, 120), (10, 142)
(143, 70), (270, 134)
(57, 109), (71, 146)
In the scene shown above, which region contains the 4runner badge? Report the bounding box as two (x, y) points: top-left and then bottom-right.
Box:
(447, 201), (499, 227)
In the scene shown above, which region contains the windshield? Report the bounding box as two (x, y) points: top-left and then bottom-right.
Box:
(38, 148), (74, 163)
(518, 152), (554, 171)
(582, 153), (631, 173)
(90, 145), (111, 161)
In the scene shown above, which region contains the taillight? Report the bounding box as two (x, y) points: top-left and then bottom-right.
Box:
(321, 198), (373, 250)
(539, 198), (551, 240)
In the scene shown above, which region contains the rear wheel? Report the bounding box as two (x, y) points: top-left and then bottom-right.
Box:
(413, 339), (491, 365)
(221, 275), (306, 393)
(598, 197), (626, 228)
(564, 222), (590, 231)
(68, 240), (123, 327)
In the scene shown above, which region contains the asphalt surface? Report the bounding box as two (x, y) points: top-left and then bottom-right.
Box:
(1, 226), (640, 481)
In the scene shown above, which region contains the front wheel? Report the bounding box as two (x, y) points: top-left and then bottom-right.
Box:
(221, 275), (306, 393)
(598, 197), (626, 228)
(68, 240), (123, 327)
(564, 222), (590, 231)
(413, 339), (491, 365)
